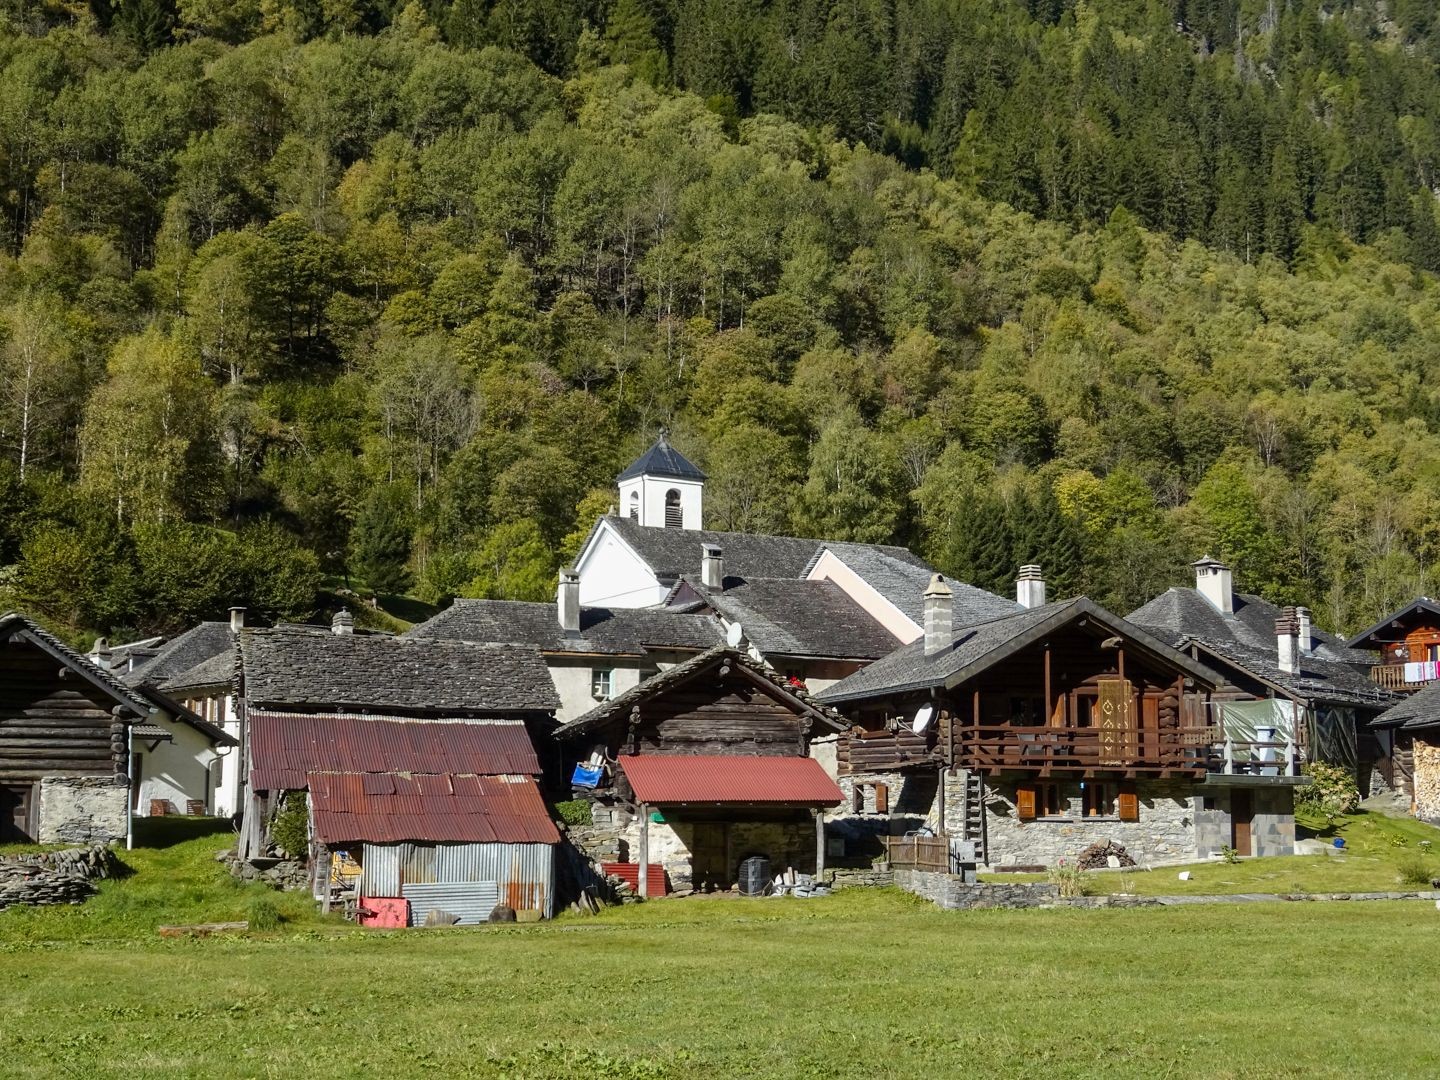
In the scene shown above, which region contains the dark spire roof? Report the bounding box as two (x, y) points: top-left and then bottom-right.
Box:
(616, 432), (707, 482)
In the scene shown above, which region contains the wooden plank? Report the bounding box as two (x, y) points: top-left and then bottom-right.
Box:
(158, 922), (248, 938)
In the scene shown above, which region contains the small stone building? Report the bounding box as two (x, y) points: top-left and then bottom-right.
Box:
(557, 647), (846, 893)
(1371, 682), (1440, 825)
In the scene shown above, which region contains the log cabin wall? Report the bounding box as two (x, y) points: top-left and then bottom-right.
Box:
(0, 637), (125, 783)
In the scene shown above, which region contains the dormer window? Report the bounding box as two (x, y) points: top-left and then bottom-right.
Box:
(664, 489), (682, 528)
(629, 490), (640, 521)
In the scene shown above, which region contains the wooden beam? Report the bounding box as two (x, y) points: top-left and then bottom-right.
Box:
(1043, 644), (1052, 723)
(814, 809), (825, 881)
(1117, 645), (1125, 682)
(638, 802), (650, 899)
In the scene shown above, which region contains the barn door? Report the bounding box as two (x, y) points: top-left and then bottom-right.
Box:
(1231, 789), (1254, 857)
(1, 784), (35, 843)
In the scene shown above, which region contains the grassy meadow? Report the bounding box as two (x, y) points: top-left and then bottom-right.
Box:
(4, 816), (1440, 1077)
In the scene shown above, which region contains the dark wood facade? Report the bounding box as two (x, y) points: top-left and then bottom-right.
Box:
(0, 633), (131, 842)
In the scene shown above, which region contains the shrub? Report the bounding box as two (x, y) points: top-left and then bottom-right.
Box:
(1396, 858), (1433, 888)
(1295, 762), (1360, 823)
(246, 894), (282, 931)
(1047, 860), (1086, 898)
(270, 792), (309, 859)
(554, 799), (593, 827)
(1220, 845), (1240, 864)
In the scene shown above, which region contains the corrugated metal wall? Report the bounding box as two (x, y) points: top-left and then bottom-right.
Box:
(402, 882), (501, 926)
(361, 841), (554, 918)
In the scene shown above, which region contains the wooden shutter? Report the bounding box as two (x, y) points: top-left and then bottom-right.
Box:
(873, 782), (889, 814)
(1016, 784), (1037, 821)
(1117, 785), (1139, 822)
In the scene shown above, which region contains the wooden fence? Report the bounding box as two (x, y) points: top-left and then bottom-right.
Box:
(885, 835), (953, 873)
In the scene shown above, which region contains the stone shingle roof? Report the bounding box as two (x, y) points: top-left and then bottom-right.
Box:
(240, 626), (559, 714)
(1372, 681), (1440, 731)
(126, 621), (235, 689)
(165, 650), (238, 693)
(817, 598), (1221, 705)
(685, 578), (903, 660)
(807, 544), (1022, 629)
(557, 646), (847, 739)
(403, 600), (723, 655)
(1187, 638), (1397, 709)
(601, 515), (927, 583)
(1127, 588), (1372, 664)
(616, 434), (707, 482)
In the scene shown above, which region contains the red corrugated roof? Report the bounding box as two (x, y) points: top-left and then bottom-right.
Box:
(618, 755), (843, 806)
(248, 711), (541, 791)
(308, 771), (559, 845)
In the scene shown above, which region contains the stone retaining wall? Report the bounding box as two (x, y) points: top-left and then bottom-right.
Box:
(0, 843), (122, 911)
(826, 867), (894, 889)
(894, 867), (1061, 909)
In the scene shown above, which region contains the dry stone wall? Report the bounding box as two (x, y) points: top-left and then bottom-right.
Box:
(0, 843), (121, 911)
(894, 868), (1061, 909)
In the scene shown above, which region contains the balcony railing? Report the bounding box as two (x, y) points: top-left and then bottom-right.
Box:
(1370, 664), (1436, 691)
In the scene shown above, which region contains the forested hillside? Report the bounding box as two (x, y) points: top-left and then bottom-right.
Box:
(1, 3), (1439, 643)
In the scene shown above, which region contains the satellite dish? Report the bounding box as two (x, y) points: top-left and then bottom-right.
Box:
(725, 621), (744, 647)
(912, 704), (935, 734)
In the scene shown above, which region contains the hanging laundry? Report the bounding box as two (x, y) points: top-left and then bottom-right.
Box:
(1404, 661), (1426, 684)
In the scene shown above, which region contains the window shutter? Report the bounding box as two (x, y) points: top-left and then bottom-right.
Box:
(1016, 784), (1037, 821)
(1118, 787), (1139, 822)
(873, 782), (889, 814)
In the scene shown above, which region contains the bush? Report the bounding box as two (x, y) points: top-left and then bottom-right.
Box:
(1396, 858), (1433, 888)
(1296, 762), (1360, 823)
(270, 792), (309, 859)
(1047, 860), (1086, 898)
(554, 799), (593, 827)
(246, 894), (282, 931)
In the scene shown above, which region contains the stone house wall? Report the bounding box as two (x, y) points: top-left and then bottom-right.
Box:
(36, 777), (128, 845)
(1414, 736), (1440, 824)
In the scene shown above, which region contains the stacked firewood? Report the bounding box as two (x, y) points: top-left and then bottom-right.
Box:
(1075, 840), (1136, 870)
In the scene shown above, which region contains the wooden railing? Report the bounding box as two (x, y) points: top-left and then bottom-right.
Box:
(1370, 664), (1436, 691)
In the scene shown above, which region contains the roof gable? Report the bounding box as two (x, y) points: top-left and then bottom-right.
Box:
(0, 612), (153, 718)
(1346, 598), (1440, 650)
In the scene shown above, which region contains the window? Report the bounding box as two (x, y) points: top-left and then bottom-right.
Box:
(664, 489), (682, 528)
(590, 669), (614, 701)
(1018, 782), (1068, 820)
(628, 491), (640, 521)
(1081, 782), (1117, 818)
(1009, 696), (1044, 726)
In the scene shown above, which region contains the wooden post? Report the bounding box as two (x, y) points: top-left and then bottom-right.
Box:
(1043, 645), (1052, 722)
(814, 808), (825, 881)
(936, 765), (947, 835)
(638, 802), (650, 898)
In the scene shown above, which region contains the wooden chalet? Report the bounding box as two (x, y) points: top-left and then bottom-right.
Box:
(817, 585), (1309, 868)
(1350, 599), (1440, 811)
(556, 646), (846, 895)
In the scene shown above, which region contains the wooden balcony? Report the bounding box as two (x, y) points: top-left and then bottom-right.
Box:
(837, 727), (938, 774)
(1370, 664), (1436, 691)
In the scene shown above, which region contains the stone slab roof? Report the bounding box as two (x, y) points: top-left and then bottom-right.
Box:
(617, 433), (707, 482)
(807, 544), (1022, 628)
(240, 627), (559, 714)
(685, 578), (902, 660)
(1127, 588), (1372, 664)
(126, 621), (235, 690)
(1188, 638), (1397, 710)
(404, 600), (723, 655)
(1372, 682), (1440, 731)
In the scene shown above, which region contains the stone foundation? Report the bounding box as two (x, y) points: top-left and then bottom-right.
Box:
(0, 843), (122, 911)
(1414, 737), (1440, 824)
(36, 777), (128, 845)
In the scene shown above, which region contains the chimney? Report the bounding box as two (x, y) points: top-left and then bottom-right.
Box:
(90, 637), (111, 669)
(1193, 556), (1234, 615)
(701, 544), (725, 590)
(1016, 564), (1046, 609)
(1276, 607), (1299, 675)
(557, 567), (581, 636)
(924, 574), (953, 657)
(229, 606), (246, 633)
(332, 609), (354, 636)
(1296, 606), (1313, 654)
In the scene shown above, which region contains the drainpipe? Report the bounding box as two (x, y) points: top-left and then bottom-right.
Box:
(126, 720), (134, 851)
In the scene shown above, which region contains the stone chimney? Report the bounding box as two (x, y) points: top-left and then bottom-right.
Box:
(1296, 606), (1313, 654)
(557, 568), (581, 636)
(1016, 564), (1046, 609)
(229, 606), (247, 633)
(701, 544), (725, 590)
(332, 609), (354, 636)
(1193, 556), (1234, 615)
(90, 637), (111, 669)
(924, 574), (953, 657)
(1276, 607), (1299, 675)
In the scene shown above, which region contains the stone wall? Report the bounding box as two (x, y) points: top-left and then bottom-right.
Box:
(982, 779), (1200, 868)
(36, 777), (128, 844)
(826, 867), (894, 889)
(827, 770), (940, 865)
(1414, 736), (1440, 824)
(0, 843), (121, 911)
(894, 867), (1061, 909)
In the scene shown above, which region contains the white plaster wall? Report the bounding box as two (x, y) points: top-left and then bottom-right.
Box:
(575, 526), (669, 608)
(182, 692), (243, 817)
(134, 716), (223, 816)
(618, 476), (703, 530)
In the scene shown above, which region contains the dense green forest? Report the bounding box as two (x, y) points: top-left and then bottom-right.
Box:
(1, 2), (1439, 644)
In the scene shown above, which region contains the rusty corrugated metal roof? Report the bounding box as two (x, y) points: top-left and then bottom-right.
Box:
(248, 711), (541, 790)
(309, 771), (559, 845)
(618, 755), (843, 806)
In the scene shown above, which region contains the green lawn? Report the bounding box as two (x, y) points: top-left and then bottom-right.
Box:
(5, 822), (1440, 1077)
(982, 810), (1440, 898)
